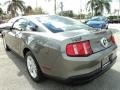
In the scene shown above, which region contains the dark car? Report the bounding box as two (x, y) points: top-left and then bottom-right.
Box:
(86, 16), (108, 29)
(108, 18), (120, 23)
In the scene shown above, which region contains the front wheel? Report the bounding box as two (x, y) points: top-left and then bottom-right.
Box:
(25, 51), (45, 82)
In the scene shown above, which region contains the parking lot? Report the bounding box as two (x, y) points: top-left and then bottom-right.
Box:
(0, 24), (120, 90)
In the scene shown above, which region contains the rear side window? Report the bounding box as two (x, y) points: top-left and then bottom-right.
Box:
(42, 23), (63, 33)
(27, 21), (44, 32)
(28, 21), (38, 30)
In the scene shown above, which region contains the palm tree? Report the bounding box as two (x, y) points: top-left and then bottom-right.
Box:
(87, 0), (111, 16)
(86, 0), (96, 16)
(5, 0), (25, 17)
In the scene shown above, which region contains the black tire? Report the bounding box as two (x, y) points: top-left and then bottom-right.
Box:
(25, 51), (45, 83)
(5, 44), (11, 51)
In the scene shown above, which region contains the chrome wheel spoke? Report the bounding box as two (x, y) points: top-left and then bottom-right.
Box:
(27, 56), (37, 78)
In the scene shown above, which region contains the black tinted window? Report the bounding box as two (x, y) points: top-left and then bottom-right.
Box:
(26, 21), (39, 31)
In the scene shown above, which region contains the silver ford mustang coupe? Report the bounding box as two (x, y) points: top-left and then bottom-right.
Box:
(2, 15), (117, 84)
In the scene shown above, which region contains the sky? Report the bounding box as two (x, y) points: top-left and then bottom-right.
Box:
(0, 0), (120, 15)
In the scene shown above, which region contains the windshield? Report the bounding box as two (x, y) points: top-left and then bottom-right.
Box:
(36, 15), (91, 33)
(90, 17), (106, 21)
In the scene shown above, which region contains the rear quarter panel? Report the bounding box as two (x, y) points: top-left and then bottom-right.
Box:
(21, 32), (61, 74)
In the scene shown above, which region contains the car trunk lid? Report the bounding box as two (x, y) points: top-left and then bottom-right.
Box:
(88, 31), (113, 53)
(58, 29), (114, 55)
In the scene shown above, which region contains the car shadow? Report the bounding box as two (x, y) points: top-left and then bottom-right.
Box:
(6, 51), (120, 90)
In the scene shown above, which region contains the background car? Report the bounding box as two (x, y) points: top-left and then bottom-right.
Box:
(0, 23), (12, 33)
(108, 18), (120, 23)
(2, 15), (117, 84)
(0, 20), (6, 33)
(0, 17), (21, 33)
(86, 16), (109, 29)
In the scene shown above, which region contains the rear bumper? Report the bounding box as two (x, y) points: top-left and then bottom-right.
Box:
(65, 56), (117, 84)
(50, 45), (117, 78)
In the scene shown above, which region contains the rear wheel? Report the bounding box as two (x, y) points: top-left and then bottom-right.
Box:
(25, 51), (45, 82)
(5, 44), (10, 51)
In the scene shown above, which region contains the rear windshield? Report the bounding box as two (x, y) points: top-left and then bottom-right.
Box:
(36, 16), (91, 33)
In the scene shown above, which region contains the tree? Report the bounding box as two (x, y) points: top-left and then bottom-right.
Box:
(0, 3), (3, 16)
(25, 6), (32, 15)
(59, 10), (74, 17)
(34, 7), (45, 14)
(87, 0), (111, 16)
(0, 8), (3, 16)
(5, 0), (25, 17)
(86, 0), (96, 16)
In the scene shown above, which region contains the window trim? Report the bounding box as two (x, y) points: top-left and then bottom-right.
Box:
(12, 18), (28, 31)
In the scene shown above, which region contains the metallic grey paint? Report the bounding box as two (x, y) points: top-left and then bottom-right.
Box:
(2, 15), (117, 81)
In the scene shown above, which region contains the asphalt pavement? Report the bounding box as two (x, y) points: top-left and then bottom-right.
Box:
(0, 24), (120, 90)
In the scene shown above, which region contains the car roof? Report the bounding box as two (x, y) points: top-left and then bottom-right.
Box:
(8, 15), (59, 23)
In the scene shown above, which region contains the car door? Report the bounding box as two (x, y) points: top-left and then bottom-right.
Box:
(13, 18), (28, 53)
(6, 18), (28, 53)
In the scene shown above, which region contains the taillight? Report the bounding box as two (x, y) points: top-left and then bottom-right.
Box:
(110, 35), (116, 44)
(66, 40), (93, 57)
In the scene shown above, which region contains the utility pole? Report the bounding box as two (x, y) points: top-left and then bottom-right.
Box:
(119, 0), (120, 16)
(60, 2), (63, 16)
(79, 0), (82, 21)
(54, 0), (56, 14)
(36, 0), (37, 9)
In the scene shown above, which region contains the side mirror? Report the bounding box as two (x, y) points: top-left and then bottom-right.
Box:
(10, 27), (23, 31)
(84, 20), (89, 24)
(10, 27), (13, 31)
